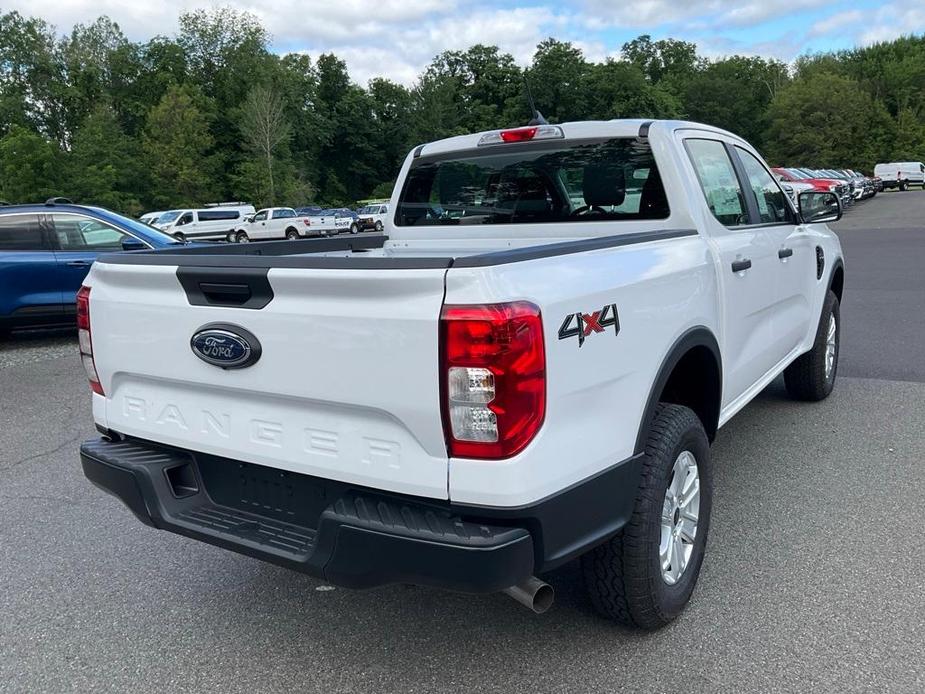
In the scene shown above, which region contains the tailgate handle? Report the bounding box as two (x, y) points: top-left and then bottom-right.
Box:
(198, 282), (252, 305)
(177, 267), (273, 309)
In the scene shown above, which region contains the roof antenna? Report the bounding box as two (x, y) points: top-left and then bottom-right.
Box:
(523, 75), (548, 126)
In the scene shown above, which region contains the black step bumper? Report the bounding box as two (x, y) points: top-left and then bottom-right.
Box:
(80, 437), (535, 593)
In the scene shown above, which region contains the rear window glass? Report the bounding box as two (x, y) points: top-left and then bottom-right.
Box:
(0, 214), (42, 250)
(395, 138), (669, 226)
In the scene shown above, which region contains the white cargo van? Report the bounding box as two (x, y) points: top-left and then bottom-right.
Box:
(154, 205), (257, 241)
(873, 162), (925, 190)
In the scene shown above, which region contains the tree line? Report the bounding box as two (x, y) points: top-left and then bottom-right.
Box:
(1, 8), (924, 215)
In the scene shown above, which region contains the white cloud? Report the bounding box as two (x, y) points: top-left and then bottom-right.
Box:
(580, 0), (827, 29)
(807, 9), (864, 39)
(4, 0), (924, 86)
(858, 5), (925, 45)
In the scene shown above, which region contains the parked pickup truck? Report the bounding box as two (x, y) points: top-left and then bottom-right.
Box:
(227, 207), (337, 243)
(78, 120), (845, 629)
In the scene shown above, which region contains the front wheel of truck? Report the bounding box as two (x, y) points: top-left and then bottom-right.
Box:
(581, 403), (712, 629)
(784, 290), (839, 401)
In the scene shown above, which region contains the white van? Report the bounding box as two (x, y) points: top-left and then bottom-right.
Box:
(874, 162), (925, 190)
(357, 203), (389, 232)
(153, 205), (257, 241)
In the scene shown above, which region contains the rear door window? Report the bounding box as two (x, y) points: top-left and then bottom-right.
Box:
(396, 138), (669, 226)
(0, 214), (43, 251)
(684, 139), (748, 227)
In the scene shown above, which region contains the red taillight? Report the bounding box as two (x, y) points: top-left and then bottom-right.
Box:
(500, 127), (538, 143)
(76, 286), (104, 395)
(440, 302), (545, 459)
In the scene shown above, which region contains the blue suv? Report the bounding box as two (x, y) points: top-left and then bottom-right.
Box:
(0, 200), (181, 335)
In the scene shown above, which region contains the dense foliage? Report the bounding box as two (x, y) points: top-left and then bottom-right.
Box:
(1, 9), (924, 214)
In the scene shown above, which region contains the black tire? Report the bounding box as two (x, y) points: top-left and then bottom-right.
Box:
(173, 232), (186, 242)
(581, 403), (712, 629)
(235, 231), (249, 243)
(374, 220), (383, 232)
(900, 181), (908, 191)
(784, 290), (840, 401)
(285, 228), (299, 240)
(350, 223), (359, 234)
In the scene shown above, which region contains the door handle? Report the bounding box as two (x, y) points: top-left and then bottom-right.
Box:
(778, 247), (794, 259)
(731, 258), (752, 273)
(66, 260), (90, 267)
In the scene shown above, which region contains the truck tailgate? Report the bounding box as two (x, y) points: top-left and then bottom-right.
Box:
(86, 261), (450, 500)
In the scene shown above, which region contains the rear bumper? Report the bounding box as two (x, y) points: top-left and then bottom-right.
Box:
(80, 437), (534, 593)
(80, 436), (643, 592)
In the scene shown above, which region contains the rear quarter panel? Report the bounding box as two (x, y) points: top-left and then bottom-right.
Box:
(445, 234), (718, 506)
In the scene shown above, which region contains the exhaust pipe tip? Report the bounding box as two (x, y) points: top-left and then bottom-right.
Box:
(503, 576), (555, 614)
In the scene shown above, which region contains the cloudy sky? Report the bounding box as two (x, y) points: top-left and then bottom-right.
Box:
(7, 0), (924, 85)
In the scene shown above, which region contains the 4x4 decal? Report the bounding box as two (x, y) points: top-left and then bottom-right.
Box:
(558, 304), (620, 347)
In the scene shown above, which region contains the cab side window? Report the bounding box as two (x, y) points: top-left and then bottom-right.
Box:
(0, 214), (43, 251)
(177, 212), (194, 226)
(735, 147), (795, 224)
(254, 211), (267, 222)
(685, 139), (748, 227)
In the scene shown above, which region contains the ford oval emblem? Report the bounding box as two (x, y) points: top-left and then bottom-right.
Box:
(190, 324), (261, 369)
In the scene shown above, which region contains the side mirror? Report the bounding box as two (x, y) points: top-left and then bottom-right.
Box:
(799, 191), (841, 224)
(121, 237), (145, 251)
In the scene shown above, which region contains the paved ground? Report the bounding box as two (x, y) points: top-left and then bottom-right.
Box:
(1, 192), (924, 693)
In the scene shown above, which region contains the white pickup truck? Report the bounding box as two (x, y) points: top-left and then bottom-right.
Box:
(228, 207), (342, 243)
(78, 120), (845, 629)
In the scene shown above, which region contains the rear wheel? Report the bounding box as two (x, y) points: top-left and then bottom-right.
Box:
(784, 290), (840, 401)
(235, 231), (249, 243)
(285, 228), (299, 240)
(350, 223), (359, 234)
(374, 220), (383, 232)
(582, 403), (712, 629)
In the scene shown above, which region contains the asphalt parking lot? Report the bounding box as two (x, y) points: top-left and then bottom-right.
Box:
(1, 192), (924, 693)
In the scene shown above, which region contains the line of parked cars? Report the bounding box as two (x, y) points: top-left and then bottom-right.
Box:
(139, 201), (392, 243)
(773, 167), (879, 211)
(772, 161), (925, 213)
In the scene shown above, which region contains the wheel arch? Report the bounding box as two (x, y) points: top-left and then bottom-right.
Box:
(634, 327), (722, 454)
(828, 259), (844, 302)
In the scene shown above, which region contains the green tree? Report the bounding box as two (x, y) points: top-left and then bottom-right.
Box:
(142, 84), (216, 207)
(65, 104), (143, 212)
(0, 125), (62, 202)
(765, 72), (894, 169)
(238, 85), (292, 206)
(584, 59), (680, 119)
(527, 39), (590, 123)
(683, 56), (789, 148)
(622, 35), (700, 87)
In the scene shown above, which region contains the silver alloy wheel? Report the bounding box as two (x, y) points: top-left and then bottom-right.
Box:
(825, 314), (837, 380)
(660, 451), (700, 586)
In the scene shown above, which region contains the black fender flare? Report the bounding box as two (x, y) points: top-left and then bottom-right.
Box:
(827, 257), (845, 300)
(634, 326), (722, 454)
